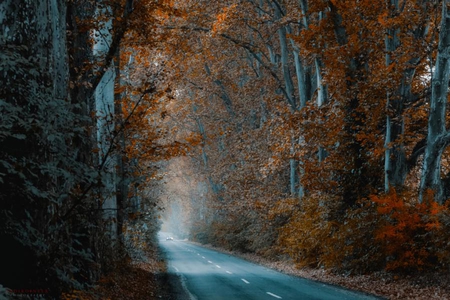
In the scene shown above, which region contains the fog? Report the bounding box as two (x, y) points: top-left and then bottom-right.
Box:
(158, 157), (210, 240)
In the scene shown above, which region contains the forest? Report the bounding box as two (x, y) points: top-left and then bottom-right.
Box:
(2, 0), (450, 298)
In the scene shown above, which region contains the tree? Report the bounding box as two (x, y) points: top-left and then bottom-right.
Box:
(157, 0), (450, 273)
(420, 0), (450, 204)
(0, 0), (189, 295)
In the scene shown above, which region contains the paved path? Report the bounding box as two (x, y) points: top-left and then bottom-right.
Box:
(159, 234), (382, 300)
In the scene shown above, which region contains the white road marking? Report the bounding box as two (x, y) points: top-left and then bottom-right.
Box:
(241, 279), (250, 284)
(202, 256), (205, 259)
(208, 260), (213, 263)
(197, 253), (200, 255)
(174, 267), (179, 272)
(226, 271), (233, 274)
(267, 292), (282, 299)
(215, 265), (221, 268)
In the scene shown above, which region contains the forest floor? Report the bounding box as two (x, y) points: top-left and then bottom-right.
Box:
(191, 242), (450, 300)
(62, 244), (185, 300)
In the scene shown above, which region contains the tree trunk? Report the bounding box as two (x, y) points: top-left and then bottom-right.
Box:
(114, 46), (127, 250)
(384, 0), (400, 192)
(275, 11), (296, 110)
(420, 1), (450, 204)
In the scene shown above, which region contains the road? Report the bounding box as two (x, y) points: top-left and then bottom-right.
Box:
(158, 233), (382, 300)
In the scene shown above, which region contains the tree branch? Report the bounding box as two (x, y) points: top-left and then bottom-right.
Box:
(61, 86), (155, 221)
(90, 0), (134, 92)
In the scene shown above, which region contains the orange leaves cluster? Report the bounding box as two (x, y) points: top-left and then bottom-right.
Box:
(371, 189), (449, 271)
(211, 4), (238, 35)
(276, 194), (381, 272)
(274, 189), (450, 273)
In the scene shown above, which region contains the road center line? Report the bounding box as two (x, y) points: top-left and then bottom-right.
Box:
(208, 260), (213, 263)
(241, 279), (250, 284)
(202, 256), (205, 259)
(267, 292), (282, 299)
(226, 271), (233, 274)
(174, 267), (179, 272)
(215, 265), (221, 268)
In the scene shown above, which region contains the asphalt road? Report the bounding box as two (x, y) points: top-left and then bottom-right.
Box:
(158, 233), (382, 300)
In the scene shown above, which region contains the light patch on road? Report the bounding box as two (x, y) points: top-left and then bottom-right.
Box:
(226, 271), (233, 274)
(202, 256), (205, 259)
(215, 265), (221, 268)
(208, 261), (213, 263)
(174, 267), (179, 272)
(267, 292), (282, 299)
(241, 279), (250, 284)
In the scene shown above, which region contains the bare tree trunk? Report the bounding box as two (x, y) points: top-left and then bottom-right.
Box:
(420, 0), (450, 204)
(384, 0), (400, 192)
(385, 0), (430, 192)
(114, 47), (127, 250)
(274, 7), (296, 110)
(270, 0), (299, 196)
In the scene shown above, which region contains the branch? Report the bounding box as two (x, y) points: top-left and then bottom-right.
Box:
(90, 0), (134, 92)
(407, 138), (426, 171)
(162, 25), (292, 105)
(217, 32), (291, 105)
(408, 132), (450, 172)
(437, 131), (450, 151)
(61, 86), (156, 221)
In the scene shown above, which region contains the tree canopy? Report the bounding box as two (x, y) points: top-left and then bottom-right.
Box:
(3, 0), (450, 297)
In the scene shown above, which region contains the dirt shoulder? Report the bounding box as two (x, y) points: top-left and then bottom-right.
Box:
(96, 244), (191, 300)
(61, 244), (188, 300)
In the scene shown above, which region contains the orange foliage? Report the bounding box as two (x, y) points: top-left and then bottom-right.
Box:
(145, 0), (450, 276)
(211, 4), (237, 35)
(275, 190), (450, 273)
(276, 195), (384, 272)
(371, 189), (448, 271)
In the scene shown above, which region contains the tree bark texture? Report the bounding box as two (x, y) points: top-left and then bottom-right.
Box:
(420, 0), (450, 204)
